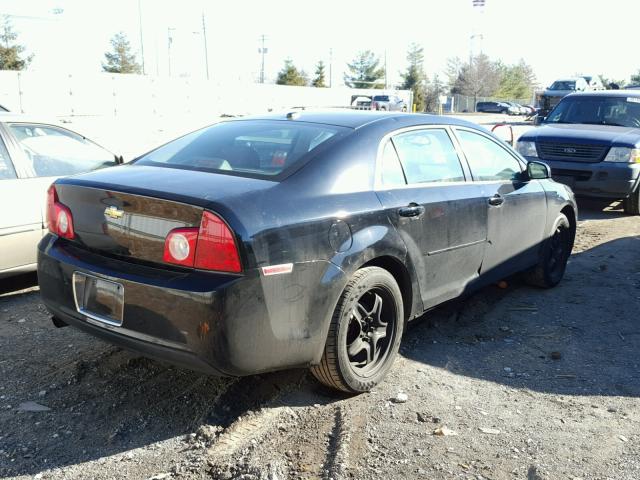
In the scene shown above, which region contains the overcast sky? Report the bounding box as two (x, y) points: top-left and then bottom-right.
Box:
(2, 0), (638, 88)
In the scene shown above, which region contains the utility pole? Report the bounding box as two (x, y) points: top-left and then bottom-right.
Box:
(138, 0), (145, 74)
(384, 50), (388, 89)
(329, 48), (333, 88)
(202, 12), (209, 80)
(258, 34), (268, 83)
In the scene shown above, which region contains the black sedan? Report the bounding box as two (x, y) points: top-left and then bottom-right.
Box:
(38, 111), (577, 393)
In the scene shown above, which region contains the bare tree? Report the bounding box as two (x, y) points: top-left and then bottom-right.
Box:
(448, 54), (501, 109)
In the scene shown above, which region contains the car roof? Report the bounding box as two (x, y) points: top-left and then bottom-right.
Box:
(0, 112), (66, 125)
(231, 110), (479, 130)
(565, 90), (640, 99)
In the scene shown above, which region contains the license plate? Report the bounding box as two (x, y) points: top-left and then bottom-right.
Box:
(72, 272), (124, 326)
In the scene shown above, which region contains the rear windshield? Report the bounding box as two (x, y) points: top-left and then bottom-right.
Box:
(135, 120), (345, 178)
(373, 96), (389, 101)
(546, 96), (640, 128)
(549, 81), (576, 91)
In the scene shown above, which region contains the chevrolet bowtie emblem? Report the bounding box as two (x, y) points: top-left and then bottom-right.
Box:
(104, 206), (124, 219)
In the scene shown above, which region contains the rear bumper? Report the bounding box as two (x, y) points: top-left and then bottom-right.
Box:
(525, 157), (640, 198)
(37, 235), (345, 377)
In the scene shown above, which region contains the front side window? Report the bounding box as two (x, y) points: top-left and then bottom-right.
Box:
(456, 130), (522, 182)
(392, 129), (465, 184)
(136, 121), (344, 179)
(546, 96), (640, 128)
(0, 137), (16, 180)
(8, 123), (115, 177)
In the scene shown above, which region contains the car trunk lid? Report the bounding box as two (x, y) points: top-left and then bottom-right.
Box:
(54, 165), (275, 265)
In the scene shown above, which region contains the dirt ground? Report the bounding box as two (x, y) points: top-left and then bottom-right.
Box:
(1, 198), (638, 480)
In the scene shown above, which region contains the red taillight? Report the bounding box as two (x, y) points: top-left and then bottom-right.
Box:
(163, 228), (198, 267)
(47, 185), (75, 240)
(162, 211), (241, 273)
(194, 211), (242, 273)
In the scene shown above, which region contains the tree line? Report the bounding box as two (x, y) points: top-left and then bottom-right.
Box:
(4, 16), (640, 108)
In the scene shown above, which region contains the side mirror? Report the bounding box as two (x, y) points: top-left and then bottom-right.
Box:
(527, 161), (551, 180)
(533, 115), (546, 126)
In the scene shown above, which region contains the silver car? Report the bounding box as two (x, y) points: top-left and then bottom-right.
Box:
(0, 115), (118, 278)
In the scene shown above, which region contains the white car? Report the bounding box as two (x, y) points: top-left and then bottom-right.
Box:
(0, 115), (119, 278)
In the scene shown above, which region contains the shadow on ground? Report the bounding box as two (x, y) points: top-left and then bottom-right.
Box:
(402, 235), (640, 399)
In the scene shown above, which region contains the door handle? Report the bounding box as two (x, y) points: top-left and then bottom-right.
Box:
(398, 204), (425, 218)
(488, 194), (504, 206)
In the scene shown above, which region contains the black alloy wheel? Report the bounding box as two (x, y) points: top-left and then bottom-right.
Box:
(311, 267), (404, 393)
(524, 213), (574, 288)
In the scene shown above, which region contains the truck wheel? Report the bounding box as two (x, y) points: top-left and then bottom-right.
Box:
(623, 186), (640, 215)
(524, 213), (573, 288)
(311, 267), (404, 393)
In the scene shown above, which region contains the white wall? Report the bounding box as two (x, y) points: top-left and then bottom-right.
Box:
(0, 71), (409, 159)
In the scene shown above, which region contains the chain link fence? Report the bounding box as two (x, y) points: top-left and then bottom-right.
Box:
(447, 94), (535, 113)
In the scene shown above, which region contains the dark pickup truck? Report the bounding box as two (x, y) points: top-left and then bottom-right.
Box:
(517, 91), (640, 214)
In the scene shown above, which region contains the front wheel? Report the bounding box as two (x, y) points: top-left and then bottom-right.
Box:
(311, 267), (404, 393)
(623, 186), (640, 215)
(524, 213), (574, 288)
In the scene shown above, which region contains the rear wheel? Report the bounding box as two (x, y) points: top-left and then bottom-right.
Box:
(623, 186), (640, 215)
(524, 213), (573, 288)
(311, 267), (404, 393)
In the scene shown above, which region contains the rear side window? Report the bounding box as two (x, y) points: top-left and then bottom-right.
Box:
(373, 96), (390, 102)
(456, 130), (522, 182)
(379, 141), (405, 187)
(136, 121), (344, 178)
(391, 129), (465, 184)
(0, 137), (16, 180)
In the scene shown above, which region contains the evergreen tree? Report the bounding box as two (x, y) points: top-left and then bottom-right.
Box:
(344, 50), (385, 89)
(102, 32), (142, 74)
(312, 61), (327, 87)
(276, 59), (308, 86)
(400, 43), (426, 111)
(495, 59), (536, 100)
(0, 16), (33, 70)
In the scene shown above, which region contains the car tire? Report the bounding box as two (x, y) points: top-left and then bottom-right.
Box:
(623, 186), (640, 215)
(311, 267), (404, 393)
(524, 213), (574, 288)
(401, 106), (407, 112)
(380, 107), (386, 111)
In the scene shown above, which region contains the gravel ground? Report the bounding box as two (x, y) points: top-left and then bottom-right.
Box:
(1, 199), (638, 480)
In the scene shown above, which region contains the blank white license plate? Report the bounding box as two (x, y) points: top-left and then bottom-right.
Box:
(72, 272), (124, 326)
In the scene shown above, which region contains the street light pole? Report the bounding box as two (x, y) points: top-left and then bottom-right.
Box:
(201, 12), (209, 80)
(138, 0), (145, 74)
(167, 27), (175, 76)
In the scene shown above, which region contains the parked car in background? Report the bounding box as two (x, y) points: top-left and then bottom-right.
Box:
(0, 115), (119, 278)
(351, 95), (372, 110)
(518, 91), (640, 214)
(371, 94), (407, 112)
(476, 101), (518, 114)
(538, 77), (590, 117)
(38, 111), (576, 394)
